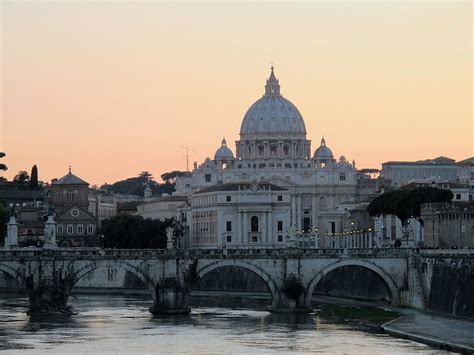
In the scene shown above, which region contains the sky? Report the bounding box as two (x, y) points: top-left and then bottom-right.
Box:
(0, 1), (472, 186)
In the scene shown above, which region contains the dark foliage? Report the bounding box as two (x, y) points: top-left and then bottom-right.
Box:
(160, 170), (187, 183)
(0, 202), (9, 245)
(367, 187), (453, 226)
(100, 171), (175, 196)
(282, 277), (305, 300)
(0, 152), (6, 172)
(100, 214), (181, 249)
(13, 171), (29, 184)
(30, 165), (38, 189)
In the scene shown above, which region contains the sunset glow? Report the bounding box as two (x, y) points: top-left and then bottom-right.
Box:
(1, 1), (472, 185)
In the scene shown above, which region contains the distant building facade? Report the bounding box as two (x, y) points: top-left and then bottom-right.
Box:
(182, 183), (291, 249)
(421, 202), (474, 248)
(51, 169), (98, 247)
(381, 157), (458, 187)
(137, 195), (188, 221)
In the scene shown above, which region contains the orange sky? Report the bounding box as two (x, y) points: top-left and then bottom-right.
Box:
(1, 1), (472, 186)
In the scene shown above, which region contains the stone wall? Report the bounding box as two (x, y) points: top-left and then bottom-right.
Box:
(427, 259), (474, 318)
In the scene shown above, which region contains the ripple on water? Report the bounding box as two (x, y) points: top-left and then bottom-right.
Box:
(0, 295), (454, 354)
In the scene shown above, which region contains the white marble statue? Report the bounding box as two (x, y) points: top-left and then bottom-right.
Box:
(4, 217), (18, 249)
(43, 216), (57, 249)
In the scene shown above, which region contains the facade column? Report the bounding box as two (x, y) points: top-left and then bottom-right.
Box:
(311, 195), (317, 228)
(268, 211), (273, 246)
(243, 212), (248, 245)
(291, 195), (296, 227)
(264, 211), (268, 245)
(236, 211), (241, 246)
(296, 195), (301, 230)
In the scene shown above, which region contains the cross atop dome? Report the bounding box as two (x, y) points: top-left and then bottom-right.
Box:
(265, 66), (281, 96)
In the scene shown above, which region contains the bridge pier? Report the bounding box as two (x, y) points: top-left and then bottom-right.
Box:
(26, 275), (74, 315)
(269, 293), (312, 313)
(149, 277), (191, 315)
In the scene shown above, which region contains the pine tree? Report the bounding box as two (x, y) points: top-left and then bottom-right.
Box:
(30, 164), (38, 189)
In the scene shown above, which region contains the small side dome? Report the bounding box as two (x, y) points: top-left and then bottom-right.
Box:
(313, 137), (334, 160)
(214, 138), (234, 160)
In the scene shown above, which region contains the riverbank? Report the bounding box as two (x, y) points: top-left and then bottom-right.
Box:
(382, 308), (474, 354)
(314, 295), (474, 354)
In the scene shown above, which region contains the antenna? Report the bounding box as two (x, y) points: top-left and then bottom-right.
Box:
(181, 146), (197, 172)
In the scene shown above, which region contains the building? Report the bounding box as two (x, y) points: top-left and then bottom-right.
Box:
(381, 157), (458, 187)
(51, 168), (98, 247)
(184, 182), (291, 249)
(137, 195), (188, 221)
(176, 68), (360, 248)
(456, 157), (474, 183)
(88, 192), (117, 227)
(421, 202), (474, 248)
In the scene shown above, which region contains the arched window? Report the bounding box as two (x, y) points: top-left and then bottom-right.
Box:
(251, 216), (259, 232)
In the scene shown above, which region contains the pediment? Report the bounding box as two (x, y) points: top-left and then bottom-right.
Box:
(56, 206), (96, 221)
(262, 176), (295, 188)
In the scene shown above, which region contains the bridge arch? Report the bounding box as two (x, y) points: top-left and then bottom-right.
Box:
(195, 260), (280, 305)
(0, 263), (25, 287)
(305, 259), (401, 306)
(71, 260), (156, 300)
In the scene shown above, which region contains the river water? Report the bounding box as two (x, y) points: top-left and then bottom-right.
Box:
(0, 294), (450, 354)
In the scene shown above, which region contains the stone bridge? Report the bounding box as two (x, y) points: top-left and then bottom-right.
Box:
(0, 247), (466, 315)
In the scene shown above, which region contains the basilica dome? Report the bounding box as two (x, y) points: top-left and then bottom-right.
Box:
(314, 137), (334, 160)
(239, 67), (306, 138)
(214, 138), (234, 160)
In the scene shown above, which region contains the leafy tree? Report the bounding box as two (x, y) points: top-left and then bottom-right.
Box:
(367, 187), (453, 226)
(100, 215), (181, 249)
(161, 170), (187, 184)
(0, 152), (6, 173)
(282, 277), (305, 301)
(101, 172), (175, 196)
(19, 238), (44, 248)
(13, 171), (29, 184)
(29, 165), (38, 189)
(0, 202), (9, 245)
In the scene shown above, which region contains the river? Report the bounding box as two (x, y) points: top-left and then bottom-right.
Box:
(0, 294), (450, 354)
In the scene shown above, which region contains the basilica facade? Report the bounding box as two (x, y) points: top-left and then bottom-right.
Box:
(176, 68), (358, 249)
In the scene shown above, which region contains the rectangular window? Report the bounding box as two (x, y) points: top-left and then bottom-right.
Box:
(226, 235), (232, 243)
(67, 225), (73, 235)
(277, 221), (283, 232)
(226, 221), (232, 232)
(57, 225), (63, 234)
(226, 196), (231, 202)
(77, 224), (83, 234)
(87, 224), (94, 235)
(278, 235), (283, 242)
(205, 174), (212, 182)
(277, 195), (283, 201)
(456, 193), (461, 200)
(339, 173), (346, 181)
(252, 236), (258, 243)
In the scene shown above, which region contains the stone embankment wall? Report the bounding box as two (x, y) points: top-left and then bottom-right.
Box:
(426, 257), (474, 318)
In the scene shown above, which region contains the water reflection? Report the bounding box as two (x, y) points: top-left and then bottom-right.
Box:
(0, 294), (451, 354)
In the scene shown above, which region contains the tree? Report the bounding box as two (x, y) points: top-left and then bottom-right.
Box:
(101, 172), (175, 196)
(161, 170), (187, 184)
(0, 202), (9, 246)
(13, 171), (29, 184)
(29, 165), (38, 189)
(367, 187), (453, 226)
(0, 152), (7, 173)
(100, 215), (181, 249)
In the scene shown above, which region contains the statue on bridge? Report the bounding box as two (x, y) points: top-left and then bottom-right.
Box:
(43, 216), (57, 249)
(4, 216), (18, 249)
